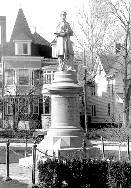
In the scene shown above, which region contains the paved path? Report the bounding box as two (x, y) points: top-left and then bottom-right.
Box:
(0, 163), (38, 187)
(0, 142), (33, 147)
(90, 140), (131, 151)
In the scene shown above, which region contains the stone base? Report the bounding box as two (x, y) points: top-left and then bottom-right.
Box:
(37, 133), (84, 157)
(19, 134), (85, 167)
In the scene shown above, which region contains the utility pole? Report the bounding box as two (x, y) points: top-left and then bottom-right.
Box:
(2, 57), (4, 128)
(83, 48), (88, 135)
(111, 77), (115, 125)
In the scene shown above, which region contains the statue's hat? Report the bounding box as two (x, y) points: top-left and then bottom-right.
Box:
(60, 11), (67, 16)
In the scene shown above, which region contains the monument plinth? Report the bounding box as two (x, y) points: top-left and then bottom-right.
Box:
(37, 11), (84, 156)
(37, 70), (84, 155)
(48, 70), (83, 142)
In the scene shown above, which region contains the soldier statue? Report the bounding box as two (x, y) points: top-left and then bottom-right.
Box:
(55, 11), (74, 71)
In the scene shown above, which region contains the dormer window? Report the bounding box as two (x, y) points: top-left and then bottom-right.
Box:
(14, 40), (31, 55)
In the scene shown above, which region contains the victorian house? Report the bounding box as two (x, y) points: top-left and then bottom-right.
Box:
(0, 8), (54, 129)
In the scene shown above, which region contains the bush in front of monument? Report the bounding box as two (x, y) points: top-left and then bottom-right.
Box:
(37, 158), (131, 187)
(37, 158), (111, 188)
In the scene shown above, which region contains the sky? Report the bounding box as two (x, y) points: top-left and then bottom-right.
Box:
(0, 0), (83, 43)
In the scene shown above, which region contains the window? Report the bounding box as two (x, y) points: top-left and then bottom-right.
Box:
(91, 85), (95, 96)
(6, 98), (17, 115)
(6, 98), (13, 115)
(99, 65), (102, 75)
(32, 70), (41, 86)
(33, 98), (39, 114)
(15, 42), (31, 55)
(92, 105), (96, 116)
(18, 69), (29, 85)
(0, 75), (2, 88)
(19, 97), (29, 114)
(108, 103), (111, 116)
(23, 43), (28, 54)
(43, 70), (55, 84)
(5, 69), (14, 85)
(44, 97), (50, 114)
(115, 43), (121, 53)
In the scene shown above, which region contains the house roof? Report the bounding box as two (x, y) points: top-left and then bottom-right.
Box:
(32, 32), (50, 46)
(50, 38), (56, 45)
(13, 33), (32, 41)
(10, 8), (33, 42)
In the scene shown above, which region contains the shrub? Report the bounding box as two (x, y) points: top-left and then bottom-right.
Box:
(108, 161), (131, 188)
(37, 159), (131, 188)
(38, 159), (109, 188)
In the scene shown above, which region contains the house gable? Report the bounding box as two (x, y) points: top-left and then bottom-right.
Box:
(10, 8), (33, 42)
(2, 8), (52, 57)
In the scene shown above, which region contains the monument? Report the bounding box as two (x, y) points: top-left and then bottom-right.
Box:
(37, 11), (84, 157)
(19, 11), (85, 168)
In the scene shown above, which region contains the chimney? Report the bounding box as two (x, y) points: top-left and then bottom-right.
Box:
(0, 16), (6, 45)
(115, 43), (121, 54)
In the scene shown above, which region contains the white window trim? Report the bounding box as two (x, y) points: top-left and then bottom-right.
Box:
(15, 41), (31, 56)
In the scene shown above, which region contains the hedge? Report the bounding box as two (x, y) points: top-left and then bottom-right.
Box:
(37, 159), (131, 188)
(0, 129), (34, 138)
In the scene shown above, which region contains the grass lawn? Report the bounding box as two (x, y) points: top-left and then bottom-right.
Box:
(0, 147), (32, 164)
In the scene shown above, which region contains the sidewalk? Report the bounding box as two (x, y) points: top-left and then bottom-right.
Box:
(0, 142), (33, 148)
(0, 163), (38, 187)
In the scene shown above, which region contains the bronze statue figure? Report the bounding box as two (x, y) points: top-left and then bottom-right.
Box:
(55, 11), (74, 71)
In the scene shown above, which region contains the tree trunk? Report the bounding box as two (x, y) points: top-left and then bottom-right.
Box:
(123, 90), (129, 128)
(122, 27), (129, 128)
(12, 103), (18, 132)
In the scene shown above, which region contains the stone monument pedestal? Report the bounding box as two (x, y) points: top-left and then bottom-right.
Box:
(37, 70), (84, 157)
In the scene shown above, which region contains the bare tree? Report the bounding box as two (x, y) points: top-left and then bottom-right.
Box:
(74, 0), (111, 66)
(106, 0), (131, 127)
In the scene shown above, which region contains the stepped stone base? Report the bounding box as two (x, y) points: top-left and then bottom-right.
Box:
(19, 134), (85, 168)
(37, 133), (84, 157)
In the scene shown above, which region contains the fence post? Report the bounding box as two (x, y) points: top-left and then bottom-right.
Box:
(5, 139), (12, 181)
(25, 130), (28, 157)
(127, 136), (130, 161)
(101, 136), (105, 160)
(82, 138), (86, 159)
(32, 141), (37, 187)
